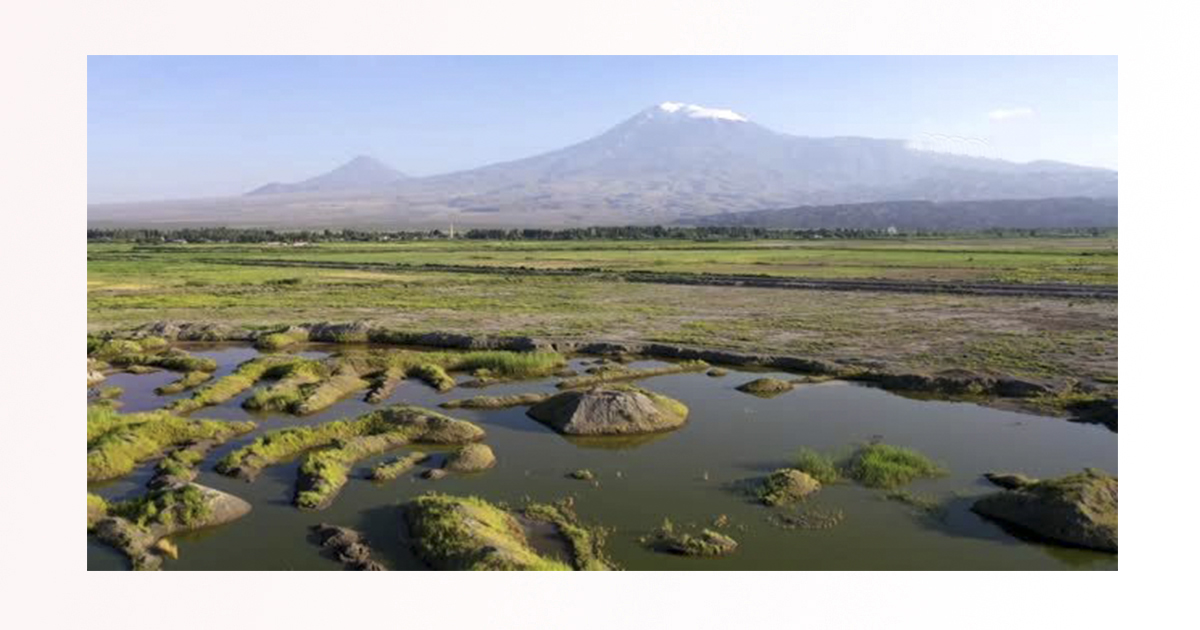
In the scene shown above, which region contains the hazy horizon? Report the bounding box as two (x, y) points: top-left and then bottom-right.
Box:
(88, 56), (1116, 204)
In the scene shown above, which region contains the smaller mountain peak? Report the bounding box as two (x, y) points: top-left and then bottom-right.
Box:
(343, 154), (390, 168)
(656, 101), (748, 122)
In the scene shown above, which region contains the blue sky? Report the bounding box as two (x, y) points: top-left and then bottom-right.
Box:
(88, 56), (1116, 203)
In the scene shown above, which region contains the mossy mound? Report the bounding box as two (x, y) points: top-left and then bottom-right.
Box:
(254, 328), (309, 351)
(91, 483), (252, 570)
(972, 468), (1117, 553)
(735, 377), (794, 397)
(168, 356), (300, 413)
(444, 443), (496, 473)
(369, 451), (430, 481)
(568, 469), (596, 481)
(706, 368), (728, 377)
(759, 469), (822, 506)
(441, 392), (551, 409)
(844, 443), (946, 489)
(87, 407), (255, 482)
(405, 494), (572, 571)
(88, 493), (108, 529)
(522, 500), (615, 570)
(408, 363), (456, 392)
(641, 519), (738, 557)
(87, 359), (106, 386)
(217, 405), (484, 509)
(155, 370), (213, 395)
(365, 367), (406, 403)
(528, 385), (688, 436)
(984, 471), (1038, 490)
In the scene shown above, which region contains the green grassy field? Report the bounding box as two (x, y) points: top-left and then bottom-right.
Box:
(87, 236), (1118, 389)
(90, 235), (1118, 284)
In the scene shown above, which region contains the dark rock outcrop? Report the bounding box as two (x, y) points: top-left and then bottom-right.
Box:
(310, 523), (387, 570)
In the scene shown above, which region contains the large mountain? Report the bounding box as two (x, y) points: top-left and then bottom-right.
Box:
(246, 155), (406, 195)
(88, 102), (1117, 228)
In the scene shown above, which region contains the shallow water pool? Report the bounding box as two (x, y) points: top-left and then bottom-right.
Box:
(88, 344), (1117, 570)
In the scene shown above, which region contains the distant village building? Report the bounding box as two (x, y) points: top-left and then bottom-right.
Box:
(886, 226), (899, 236)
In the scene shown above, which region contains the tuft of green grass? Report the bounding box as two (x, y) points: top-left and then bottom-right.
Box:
(255, 329), (309, 351)
(452, 351), (565, 380)
(88, 493), (108, 529)
(792, 448), (841, 484)
(844, 443), (946, 489)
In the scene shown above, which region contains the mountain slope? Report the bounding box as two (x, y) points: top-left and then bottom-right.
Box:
(681, 197), (1118, 231)
(247, 155), (406, 195)
(391, 102), (1116, 218)
(90, 102), (1117, 228)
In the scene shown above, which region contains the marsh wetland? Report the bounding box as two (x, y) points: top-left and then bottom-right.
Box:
(88, 341), (1116, 571)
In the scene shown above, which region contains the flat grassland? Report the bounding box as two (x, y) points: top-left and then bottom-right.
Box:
(88, 236), (1117, 389)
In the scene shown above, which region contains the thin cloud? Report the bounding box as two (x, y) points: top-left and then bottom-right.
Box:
(988, 107), (1035, 121)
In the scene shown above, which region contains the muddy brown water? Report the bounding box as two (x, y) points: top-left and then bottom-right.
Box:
(88, 344), (1117, 571)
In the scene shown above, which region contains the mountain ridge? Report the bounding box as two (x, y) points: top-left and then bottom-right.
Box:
(90, 102), (1117, 228)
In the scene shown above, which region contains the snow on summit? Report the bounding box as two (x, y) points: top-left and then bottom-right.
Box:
(657, 102), (748, 122)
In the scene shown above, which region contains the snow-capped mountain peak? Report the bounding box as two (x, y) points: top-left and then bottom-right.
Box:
(656, 101), (748, 122)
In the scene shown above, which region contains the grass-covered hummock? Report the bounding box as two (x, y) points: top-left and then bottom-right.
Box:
(443, 443), (496, 473)
(640, 518), (738, 557)
(167, 356), (299, 413)
(294, 367), (370, 414)
(407, 363), (455, 392)
(522, 500), (615, 570)
(792, 448), (841, 484)
(735, 377), (794, 397)
(97, 386), (124, 400)
(87, 406), (255, 481)
(368, 451), (430, 481)
(90, 483), (254, 570)
(758, 469), (822, 506)
(971, 468), (1117, 552)
(155, 370), (213, 395)
(405, 493), (572, 571)
(216, 405), (484, 508)
(241, 359), (328, 412)
(254, 328), (309, 351)
(556, 360), (708, 389)
(107, 484), (213, 530)
(440, 392), (551, 409)
(844, 443), (946, 489)
(93, 337), (219, 374)
(365, 366), (406, 403)
(88, 493), (108, 529)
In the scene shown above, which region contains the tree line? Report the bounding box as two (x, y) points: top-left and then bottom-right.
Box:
(87, 225), (1113, 244)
